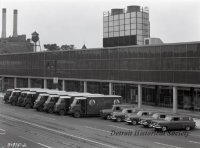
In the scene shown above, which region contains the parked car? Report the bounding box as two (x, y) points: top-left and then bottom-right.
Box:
(138, 112), (174, 127)
(153, 115), (196, 132)
(125, 110), (157, 125)
(3, 89), (14, 103)
(111, 108), (140, 122)
(100, 104), (134, 120)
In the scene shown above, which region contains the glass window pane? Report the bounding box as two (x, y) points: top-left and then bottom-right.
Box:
(109, 21), (113, 26)
(109, 16), (113, 21)
(103, 16), (109, 22)
(120, 25), (124, 31)
(137, 12), (142, 17)
(114, 26), (119, 31)
(103, 27), (108, 32)
(137, 18), (142, 23)
(114, 15), (119, 20)
(109, 27), (113, 32)
(131, 24), (136, 29)
(125, 13), (130, 18)
(125, 24), (130, 30)
(103, 22), (108, 28)
(125, 30), (130, 35)
(120, 19), (124, 25)
(114, 20), (119, 26)
(137, 29), (142, 35)
(137, 23), (142, 29)
(131, 30), (136, 35)
(131, 12), (136, 17)
(114, 32), (119, 37)
(103, 32), (108, 38)
(109, 32), (113, 37)
(120, 31), (124, 36)
(120, 14), (124, 19)
(125, 19), (130, 24)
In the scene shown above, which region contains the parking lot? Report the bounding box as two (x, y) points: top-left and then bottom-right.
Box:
(1, 92), (200, 148)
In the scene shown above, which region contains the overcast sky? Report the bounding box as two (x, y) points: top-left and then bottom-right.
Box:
(0, 0), (200, 49)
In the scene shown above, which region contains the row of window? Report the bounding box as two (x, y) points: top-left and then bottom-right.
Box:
(103, 30), (149, 37)
(103, 12), (149, 21)
(103, 18), (149, 26)
(103, 24), (149, 32)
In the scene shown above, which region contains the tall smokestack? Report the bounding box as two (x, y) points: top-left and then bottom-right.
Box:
(13, 9), (18, 37)
(1, 8), (6, 38)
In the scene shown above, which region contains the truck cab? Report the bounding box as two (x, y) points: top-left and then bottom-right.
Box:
(43, 94), (60, 113)
(33, 93), (50, 111)
(3, 89), (14, 103)
(8, 90), (21, 105)
(17, 91), (30, 106)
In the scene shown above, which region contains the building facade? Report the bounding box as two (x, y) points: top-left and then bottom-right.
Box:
(103, 5), (150, 47)
(0, 42), (200, 113)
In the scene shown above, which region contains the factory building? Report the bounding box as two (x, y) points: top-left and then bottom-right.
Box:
(0, 8), (33, 54)
(103, 5), (150, 47)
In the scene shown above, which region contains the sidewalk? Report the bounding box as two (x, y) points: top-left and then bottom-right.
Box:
(0, 92), (200, 129)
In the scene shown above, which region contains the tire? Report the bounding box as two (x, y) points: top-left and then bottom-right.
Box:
(106, 115), (111, 120)
(116, 117), (122, 122)
(48, 107), (54, 114)
(73, 111), (80, 118)
(162, 126), (167, 132)
(25, 104), (31, 109)
(38, 106), (43, 112)
(132, 120), (137, 125)
(185, 126), (191, 131)
(11, 101), (16, 106)
(59, 110), (65, 116)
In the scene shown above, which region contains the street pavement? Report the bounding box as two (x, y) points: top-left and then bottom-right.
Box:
(0, 94), (200, 148)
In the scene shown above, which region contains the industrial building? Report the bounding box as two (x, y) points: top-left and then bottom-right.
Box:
(0, 41), (200, 113)
(0, 8), (33, 54)
(103, 5), (150, 47)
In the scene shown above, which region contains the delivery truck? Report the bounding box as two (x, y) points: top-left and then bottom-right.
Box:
(54, 92), (93, 115)
(3, 89), (14, 103)
(69, 95), (122, 118)
(33, 93), (50, 111)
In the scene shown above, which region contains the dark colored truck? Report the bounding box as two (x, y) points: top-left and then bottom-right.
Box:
(100, 104), (134, 120)
(3, 89), (14, 103)
(22, 89), (48, 108)
(8, 90), (22, 105)
(54, 92), (92, 115)
(17, 91), (30, 106)
(43, 94), (60, 113)
(33, 93), (50, 111)
(69, 95), (122, 118)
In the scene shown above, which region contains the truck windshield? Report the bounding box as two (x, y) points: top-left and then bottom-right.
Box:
(72, 99), (80, 105)
(21, 93), (27, 97)
(122, 109), (127, 113)
(152, 114), (159, 119)
(57, 98), (62, 104)
(12, 92), (19, 96)
(165, 116), (172, 121)
(6, 91), (12, 95)
(137, 111), (143, 116)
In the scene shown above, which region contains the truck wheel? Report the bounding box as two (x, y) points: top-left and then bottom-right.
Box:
(74, 111), (80, 118)
(185, 126), (191, 131)
(59, 110), (65, 116)
(106, 115), (111, 120)
(11, 101), (16, 106)
(48, 108), (54, 114)
(38, 106), (43, 112)
(132, 120), (137, 125)
(116, 117), (122, 122)
(162, 126), (167, 132)
(25, 104), (31, 109)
